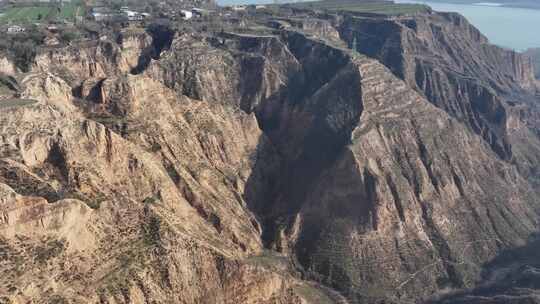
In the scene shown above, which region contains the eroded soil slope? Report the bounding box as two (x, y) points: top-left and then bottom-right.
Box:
(1, 8), (540, 304)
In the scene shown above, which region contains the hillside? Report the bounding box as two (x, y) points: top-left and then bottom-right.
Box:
(0, 1), (539, 304)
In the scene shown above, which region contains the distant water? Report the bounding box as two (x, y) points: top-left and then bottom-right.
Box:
(217, 0), (540, 51)
(395, 0), (540, 51)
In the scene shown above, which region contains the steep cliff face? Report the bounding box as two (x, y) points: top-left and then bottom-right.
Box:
(141, 27), (540, 303)
(524, 48), (540, 79)
(145, 31), (297, 113)
(338, 12), (540, 168)
(289, 54), (538, 302)
(33, 30), (154, 87)
(0, 70), (334, 303)
(1, 8), (540, 304)
(340, 12), (537, 92)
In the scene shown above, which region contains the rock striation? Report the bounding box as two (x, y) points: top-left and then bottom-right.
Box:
(338, 12), (540, 175)
(1, 7), (540, 304)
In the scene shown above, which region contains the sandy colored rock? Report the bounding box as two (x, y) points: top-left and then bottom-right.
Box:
(1, 7), (539, 304)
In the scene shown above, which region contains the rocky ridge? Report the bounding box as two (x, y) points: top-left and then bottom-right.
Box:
(0, 7), (539, 304)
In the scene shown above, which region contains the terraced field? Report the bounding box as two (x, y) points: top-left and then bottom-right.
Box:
(0, 3), (82, 23)
(0, 6), (53, 23)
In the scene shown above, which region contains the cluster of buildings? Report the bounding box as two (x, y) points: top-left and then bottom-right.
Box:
(1, 0), (272, 36)
(6, 24), (25, 33)
(89, 6), (215, 23)
(228, 4), (267, 11)
(178, 8), (210, 20)
(90, 6), (151, 22)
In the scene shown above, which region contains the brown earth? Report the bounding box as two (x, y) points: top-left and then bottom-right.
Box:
(1, 8), (539, 304)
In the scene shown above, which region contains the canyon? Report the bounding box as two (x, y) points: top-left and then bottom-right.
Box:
(1, 4), (540, 304)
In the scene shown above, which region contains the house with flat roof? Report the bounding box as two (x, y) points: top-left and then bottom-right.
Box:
(122, 10), (149, 21)
(7, 25), (25, 33)
(180, 9), (192, 20)
(231, 5), (246, 11)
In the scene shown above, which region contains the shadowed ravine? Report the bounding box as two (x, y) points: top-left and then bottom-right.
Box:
(0, 4), (539, 304)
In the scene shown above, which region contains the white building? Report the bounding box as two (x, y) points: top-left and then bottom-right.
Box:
(191, 8), (208, 17)
(91, 12), (108, 21)
(123, 10), (147, 21)
(7, 25), (25, 33)
(231, 5), (246, 11)
(180, 9), (192, 20)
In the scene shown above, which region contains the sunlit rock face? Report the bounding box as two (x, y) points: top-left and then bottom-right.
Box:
(1, 7), (540, 304)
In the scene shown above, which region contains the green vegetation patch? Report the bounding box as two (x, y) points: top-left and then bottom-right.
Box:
(285, 1), (430, 15)
(0, 98), (38, 109)
(58, 3), (83, 21)
(0, 6), (53, 23)
(0, 2), (83, 24)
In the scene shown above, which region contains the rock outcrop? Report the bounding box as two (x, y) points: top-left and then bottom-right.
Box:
(1, 6), (540, 304)
(338, 12), (540, 175)
(141, 24), (540, 302)
(0, 56), (17, 76)
(33, 29), (155, 87)
(0, 69), (332, 303)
